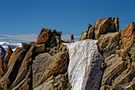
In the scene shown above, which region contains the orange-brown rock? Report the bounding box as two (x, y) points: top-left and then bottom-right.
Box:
(121, 23), (135, 50)
(0, 56), (4, 77)
(18, 81), (29, 90)
(11, 46), (34, 88)
(0, 47), (26, 89)
(80, 17), (119, 40)
(5, 46), (13, 66)
(94, 17), (118, 39)
(37, 28), (51, 44)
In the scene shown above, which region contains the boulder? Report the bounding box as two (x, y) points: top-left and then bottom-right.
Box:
(32, 51), (69, 88)
(94, 17), (117, 39)
(80, 17), (119, 40)
(37, 28), (51, 44)
(98, 32), (120, 58)
(67, 40), (103, 90)
(32, 53), (52, 88)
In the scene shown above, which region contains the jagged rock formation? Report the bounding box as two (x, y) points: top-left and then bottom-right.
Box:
(0, 28), (71, 90)
(98, 22), (135, 90)
(67, 40), (103, 90)
(80, 17), (119, 40)
(79, 17), (135, 90)
(0, 17), (135, 90)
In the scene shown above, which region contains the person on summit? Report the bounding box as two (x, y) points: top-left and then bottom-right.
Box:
(71, 34), (74, 43)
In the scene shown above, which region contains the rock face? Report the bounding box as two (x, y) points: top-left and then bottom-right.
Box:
(98, 23), (135, 89)
(0, 28), (71, 90)
(121, 23), (135, 50)
(80, 17), (119, 40)
(37, 28), (51, 44)
(98, 32), (120, 58)
(67, 40), (103, 90)
(32, 50), (70, 89)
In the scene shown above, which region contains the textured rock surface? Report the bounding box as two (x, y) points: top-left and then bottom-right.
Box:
(121, 23), (135, 50)
(99, 23), (135, 90)
(80, 17), (119, 40)
(0, 47), (26, 89)
(37, 28), (51, 44)
(33, 51), (69, 88)
(98, 32), (120, 58)
(5, 46), (13, 65)
(67, 40), (103, 90)
(34, 73), (71, 90)
(0, 56), (4, 77)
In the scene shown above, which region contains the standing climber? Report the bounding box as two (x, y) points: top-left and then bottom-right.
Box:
(71, 34), (74, 43)
(88, 24), (92, 31)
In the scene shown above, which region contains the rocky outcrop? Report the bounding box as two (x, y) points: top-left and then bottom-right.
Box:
(98, 22), (135, 90)
(33, 50), (69, 89)
(0, 47), (26, 89)
(67, 40), (103, 90)
(37, 28), (51, 44)
(5, 46), (13, 65)
(80, 17), (119, 40)
(121, 23), (135, 50)
(0, 28), (71, 90)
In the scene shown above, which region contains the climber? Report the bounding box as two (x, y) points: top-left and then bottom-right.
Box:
(71, 34), (74, 43)
(88, 24), (92, 31)
(0, 45), (6, 60)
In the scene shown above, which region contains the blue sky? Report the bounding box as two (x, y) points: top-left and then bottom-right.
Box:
(0, 0), (135, 35)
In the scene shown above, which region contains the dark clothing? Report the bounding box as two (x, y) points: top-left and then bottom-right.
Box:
(71, 35), (74, 43)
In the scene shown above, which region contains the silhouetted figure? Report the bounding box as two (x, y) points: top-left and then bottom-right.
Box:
(71, 34), (74, 43)
(88, 24), (92, 31)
